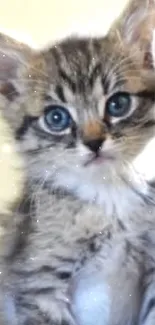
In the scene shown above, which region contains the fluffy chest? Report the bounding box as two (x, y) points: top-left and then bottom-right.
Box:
(52, 167), (146, 220)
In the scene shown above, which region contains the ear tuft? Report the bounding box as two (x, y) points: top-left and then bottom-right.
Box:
(109, 0), (155, 68)
(0, 49), (24, 81)
(0, 33), (33, 99)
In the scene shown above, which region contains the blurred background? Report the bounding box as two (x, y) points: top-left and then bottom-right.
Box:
(0, 0), (128, 48)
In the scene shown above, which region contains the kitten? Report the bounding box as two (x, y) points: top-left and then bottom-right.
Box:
(1, 0), (155, 324)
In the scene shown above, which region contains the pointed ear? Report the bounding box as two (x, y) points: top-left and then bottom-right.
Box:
(109, 0), (155, 68)
(0, 33), (33, 99)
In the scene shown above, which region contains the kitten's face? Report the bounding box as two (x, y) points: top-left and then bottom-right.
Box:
(1, 36), (155, 201)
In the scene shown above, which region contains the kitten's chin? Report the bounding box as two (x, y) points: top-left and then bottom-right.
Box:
(83, 153), (115, 167)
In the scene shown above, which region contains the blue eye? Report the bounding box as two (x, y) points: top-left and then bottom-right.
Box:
(106, 92), (131, 117)
(44, 105), (71, 131)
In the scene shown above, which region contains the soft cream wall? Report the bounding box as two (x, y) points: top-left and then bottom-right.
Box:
(0, 0), (128, 47)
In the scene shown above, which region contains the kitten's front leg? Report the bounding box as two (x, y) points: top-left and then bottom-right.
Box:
(69, 234), (142, 325)
(70, 269), (111, 325)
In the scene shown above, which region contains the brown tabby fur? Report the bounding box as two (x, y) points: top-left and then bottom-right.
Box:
(1, 1), (155, 325)
(0, 94), (24, 324)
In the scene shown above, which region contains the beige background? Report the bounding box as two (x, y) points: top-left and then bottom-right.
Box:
(0, 0), (128, 48)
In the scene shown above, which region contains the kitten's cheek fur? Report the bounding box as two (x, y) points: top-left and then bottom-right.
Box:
(70, 271), (110, 325)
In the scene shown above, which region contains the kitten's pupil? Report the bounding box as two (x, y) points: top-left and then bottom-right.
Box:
(52, 111), (62, 124)
(106, 92), (131, 117)
(44, 105), (71, 131)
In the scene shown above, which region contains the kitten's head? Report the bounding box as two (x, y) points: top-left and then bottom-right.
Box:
(0, 0), (155, 202)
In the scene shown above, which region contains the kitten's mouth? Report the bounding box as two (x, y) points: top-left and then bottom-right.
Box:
(83, 153), (114, 167)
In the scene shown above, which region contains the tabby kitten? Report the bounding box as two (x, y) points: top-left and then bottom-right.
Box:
(1, 0), (155, 325)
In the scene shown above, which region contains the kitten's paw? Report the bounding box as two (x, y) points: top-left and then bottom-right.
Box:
(69, 268), (110, 325)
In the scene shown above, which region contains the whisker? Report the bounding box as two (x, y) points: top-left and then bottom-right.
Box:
(104, 47), (143, 85)
(112, 75), (144, 87)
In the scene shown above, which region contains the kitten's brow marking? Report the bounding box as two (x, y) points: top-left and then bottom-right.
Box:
(102, 75), (110, 94)
(55, 85), (66, 103)
(89, 63), (102, 88)
(59, 69), (76, 93)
